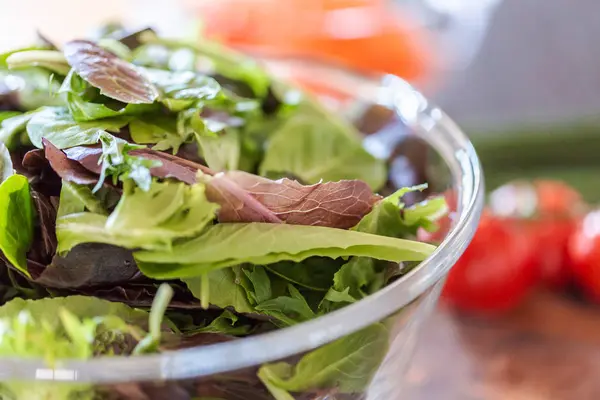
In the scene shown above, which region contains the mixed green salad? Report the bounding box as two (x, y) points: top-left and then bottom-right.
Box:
(0, 25), (447, 399)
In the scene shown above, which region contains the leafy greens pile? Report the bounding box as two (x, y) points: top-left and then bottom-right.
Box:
(0, 26), (446, 400)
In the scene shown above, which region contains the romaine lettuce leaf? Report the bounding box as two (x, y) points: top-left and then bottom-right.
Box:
(135, 222), (435, 279)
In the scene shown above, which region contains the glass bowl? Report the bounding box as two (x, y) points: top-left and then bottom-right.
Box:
(0, 61), (484, 400)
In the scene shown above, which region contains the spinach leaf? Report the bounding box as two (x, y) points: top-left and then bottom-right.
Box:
(134, 222), (435, 279)
(26, 107), (129, 149)
(63, 40), (159, 104)
(0, 175), (34, 276)
(5, 50), (70, 75)
(184, 268), (255, 314)
(56, 180), (218, 253)
(0, 142), (13, 183)
(259, 115), (386, 191)
(258, 324), (388, 396)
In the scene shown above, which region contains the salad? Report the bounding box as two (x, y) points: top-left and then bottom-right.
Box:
(0, 25), (446, 399)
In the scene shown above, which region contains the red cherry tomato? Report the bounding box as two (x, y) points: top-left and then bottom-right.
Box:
(489, 180), (583, 289)
(568, 210), (600, 303)
(442, 211), (537, 313)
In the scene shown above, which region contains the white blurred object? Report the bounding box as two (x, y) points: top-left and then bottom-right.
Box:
(395, 0), (502, 71)
(0, 0), (194, 51)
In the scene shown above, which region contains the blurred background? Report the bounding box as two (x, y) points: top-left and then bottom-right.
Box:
(2, 0), (600, 398)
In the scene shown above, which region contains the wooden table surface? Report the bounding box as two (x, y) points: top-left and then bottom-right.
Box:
(405, 290), (600, 400)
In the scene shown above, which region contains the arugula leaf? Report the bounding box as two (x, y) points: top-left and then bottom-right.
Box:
(0, 175), (34, 276)
(26, 106), (129, 149)
(134, 222), (435, 279)
(56, 180), (218, 253)
(63, 40), (159, 104)
(259, 115), (387, 191)
(5, 50), (70, 75)
(184, 268), (255, 314)
(56, 181), (107, 218)
(258, 324), (388, 396)
(0, 142), (13, 183)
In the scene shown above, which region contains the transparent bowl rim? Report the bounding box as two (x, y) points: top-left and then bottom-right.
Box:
(1, 61), (484, 384)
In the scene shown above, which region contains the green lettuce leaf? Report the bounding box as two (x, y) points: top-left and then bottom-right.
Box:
(184, 269), (254, 314)
(60, 69), (157, 122)
(186, 310), (250, 336)
(94, 133), (159, 192)
(135, 222), (435, 279)
(322, 185), (446, 309)
(57, 180), (219, 253)
(258, 324), (388, 396)
(129, 115), (185, 153)
(0, 112), (35, 150)
(0, 175), (34, 276)
(26, 106), (129, 149)
(0, 143), (13, 183)
(195, 129), (240, 172)
(56, 181), (107, 218)
(259, 115), (386, 191)
(255, 284), (316, 326)
(5, 50), (70, 75)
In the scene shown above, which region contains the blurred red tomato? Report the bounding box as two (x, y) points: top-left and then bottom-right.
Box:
(442, 211), (537, 313)
(568, 210), (600, 303)
(489, 180), (583, 289)
(188, 0), (435, 82)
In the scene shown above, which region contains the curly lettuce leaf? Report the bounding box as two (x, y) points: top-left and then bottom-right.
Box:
(56, 180), (219, 253)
